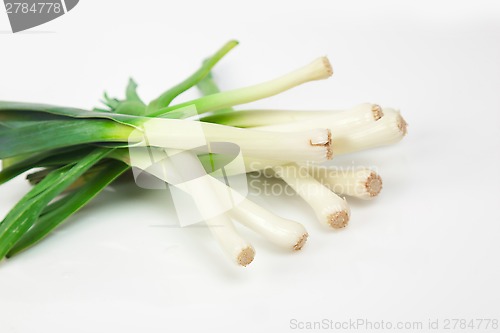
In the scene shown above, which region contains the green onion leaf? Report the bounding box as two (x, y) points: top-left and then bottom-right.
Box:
(145, 40), (239, 114)
(0, 119), (132, 159)
(6, 159), (128, 258)
(0, 148), (112, 260)
(125, 78), (145, 106)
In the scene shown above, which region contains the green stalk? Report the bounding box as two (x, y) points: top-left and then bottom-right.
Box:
(0, 148), (112, 260)
(196, 68), (234, 115)
(6, 160), (129, 258)
(0, 119), (132, 159)
(196, 70), (222, 96)
(125, 78), (145, 105)
(146, 40), (239, 114)
(0, 146), (96, 185)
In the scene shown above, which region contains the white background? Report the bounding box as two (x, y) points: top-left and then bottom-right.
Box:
(1, 1), (500, 332)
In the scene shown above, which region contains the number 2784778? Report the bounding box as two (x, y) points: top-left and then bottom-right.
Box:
(5, 2), (62, 14)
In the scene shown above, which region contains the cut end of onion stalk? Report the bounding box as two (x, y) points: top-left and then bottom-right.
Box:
(316, 196), (351, 229)
(309, 128), (333, 160)
(328, 210), (350, 229)
(365, 171), (383, 197)
(298, 56), (334, 81)
(237, 246), (255, 266)
(205, 216), (256, 267)
(390, 108), (408, 136)
(317, 57), (334, 79)
(396, 112), (408, 136)
(371, 104), (384, 121)
(308, 166), (383, 200)
(294, 232), (309, 251)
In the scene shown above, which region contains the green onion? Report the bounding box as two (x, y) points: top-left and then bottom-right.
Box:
(0, 40), (407, 267)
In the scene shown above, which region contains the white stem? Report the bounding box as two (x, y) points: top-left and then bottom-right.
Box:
(308, 166), (383, 199)
(331, 108), (407, 155)
(123, 148), (308, 253)
(216, 56), (333, 107)
(226, 109), (404, 171)
(204, 178), (309, 251)
(273, 163), (351, 229)
(254, 103), (383, 132)
(194, 154), (286, 176)
(229, 199), (308, 251)
(130, 118), (332, 163)
(163, 151), (255, 266)
(205, 216), (255, 267)
(231, 105), (406, 157)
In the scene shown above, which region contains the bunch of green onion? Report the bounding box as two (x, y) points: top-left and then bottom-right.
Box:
(0, 40), (407, 267)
